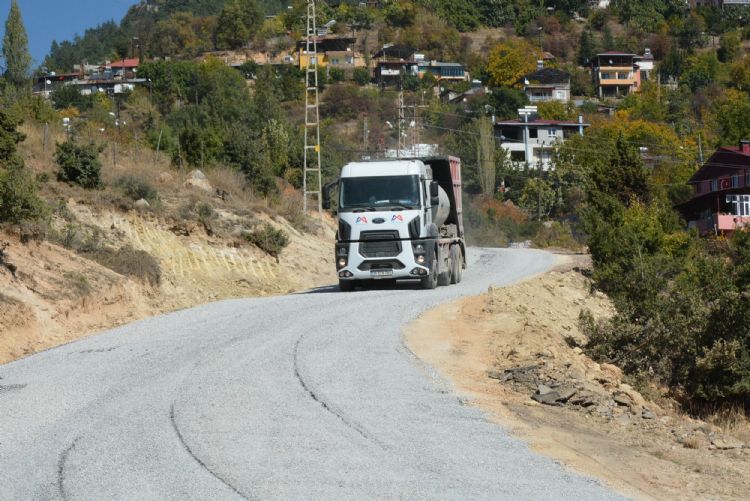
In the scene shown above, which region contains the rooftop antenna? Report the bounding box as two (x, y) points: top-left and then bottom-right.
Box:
(303, 0), (322, 217)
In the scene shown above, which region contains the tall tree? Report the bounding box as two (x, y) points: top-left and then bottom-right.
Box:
(215, 0), (262, 50)
(476, 117), (496, 196)
(1, 0), (31, 88)
(577, 29), (596, 66)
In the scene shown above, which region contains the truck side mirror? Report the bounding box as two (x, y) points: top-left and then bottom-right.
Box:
(429, 181), (439, 205)
(322, 180), (337, 210)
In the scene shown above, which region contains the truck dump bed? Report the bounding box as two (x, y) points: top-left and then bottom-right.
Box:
(422, 156), (463, 238)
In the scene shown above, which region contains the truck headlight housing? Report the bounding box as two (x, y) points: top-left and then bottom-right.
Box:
(411, 240), (428, 266)
(335, 244), (349, 269)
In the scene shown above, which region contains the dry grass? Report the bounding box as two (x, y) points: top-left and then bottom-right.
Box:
(86, 247), (161, 287)
(708, 407), (750, 444)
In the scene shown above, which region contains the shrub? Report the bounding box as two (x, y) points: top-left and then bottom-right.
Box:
(352, 68), (371, 86)
(0, 167), (47, 224)
(0, 109), (46, 224)
(55, 140), (104, 189)
(243, 223), (289, 258)
(114, 174), (158, 201)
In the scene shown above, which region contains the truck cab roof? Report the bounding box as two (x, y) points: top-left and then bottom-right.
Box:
(341, 160), (427, 178)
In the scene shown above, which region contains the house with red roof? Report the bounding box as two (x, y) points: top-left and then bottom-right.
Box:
(676, 140), (750, 235)
(495, 106), (588, 170)
(103, 58), (140, 79)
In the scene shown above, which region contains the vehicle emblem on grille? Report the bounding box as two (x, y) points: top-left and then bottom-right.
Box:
(373, 217), (385, 224)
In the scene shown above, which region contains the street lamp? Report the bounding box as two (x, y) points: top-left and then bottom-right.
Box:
(537, 26), (543, 57)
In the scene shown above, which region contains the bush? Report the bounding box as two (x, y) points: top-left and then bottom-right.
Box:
(0, 168), (47, 224)
(243, 223), (289, 258)
(55, 140), (104, 189)
(0, 108), (47, 224)
(114, 174), (158, 201)
(329, 67), (345, 83)
(352, 68), (371, 86)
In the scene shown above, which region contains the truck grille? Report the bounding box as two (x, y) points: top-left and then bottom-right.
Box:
(359, 231), (401, 258)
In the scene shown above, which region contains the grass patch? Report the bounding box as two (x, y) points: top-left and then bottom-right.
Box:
(114, 174), (159, 202)
(87, 246), (161, 287)
(63, 271), (92, 297)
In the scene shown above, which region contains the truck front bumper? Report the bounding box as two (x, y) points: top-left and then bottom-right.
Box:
(335, 240), (432, 281)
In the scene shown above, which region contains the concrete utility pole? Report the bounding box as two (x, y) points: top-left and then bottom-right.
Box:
(303, 0), (322, 217)
(397, 85), (405, 158)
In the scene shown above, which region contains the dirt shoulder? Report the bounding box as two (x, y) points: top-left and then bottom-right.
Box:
(405, 256), (750, 500)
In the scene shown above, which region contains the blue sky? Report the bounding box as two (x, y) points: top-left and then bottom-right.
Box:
(0, 0), (131, 66)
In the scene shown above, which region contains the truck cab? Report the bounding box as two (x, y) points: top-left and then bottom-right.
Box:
(325, 156), (465, 291)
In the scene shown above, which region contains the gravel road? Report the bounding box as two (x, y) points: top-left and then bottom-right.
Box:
(0, 248), (623, 500)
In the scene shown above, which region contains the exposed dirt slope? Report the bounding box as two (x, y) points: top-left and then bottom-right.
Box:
(0, 202), (334, 365)
(405, 259), (750, 500)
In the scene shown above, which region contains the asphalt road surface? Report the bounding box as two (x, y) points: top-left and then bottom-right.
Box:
(0, 248), (624, 500)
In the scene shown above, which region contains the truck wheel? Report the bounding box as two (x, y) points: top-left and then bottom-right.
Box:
(455, 247), (464, 283)
(339, 279), (356, 292)
(449, 245), (459, 284)
(437, 259), (451, 287)
(421, 259), (438, 289)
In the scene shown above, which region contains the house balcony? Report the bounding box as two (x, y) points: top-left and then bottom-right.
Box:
(690, 214), (750, 234)
(598, 78), (636, 86)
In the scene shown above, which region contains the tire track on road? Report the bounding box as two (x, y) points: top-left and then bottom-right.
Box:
(57, 437), (80, 501)
(169, 403), (253, 500)
(292, 333), (386, 449)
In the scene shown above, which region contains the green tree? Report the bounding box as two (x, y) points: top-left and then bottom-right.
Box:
(718, 30), (741, 63)
(0, 109), (45, 223)
(55, 140), (105, 189)
(1, 0), (31, 88)
(577, 29), (596, 66)
(519, 177), (555, 220)
(215, 0), (262, 50)
(589, 133), (650, 207)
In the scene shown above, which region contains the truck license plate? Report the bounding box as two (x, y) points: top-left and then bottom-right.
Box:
(371, 269), (393, 277)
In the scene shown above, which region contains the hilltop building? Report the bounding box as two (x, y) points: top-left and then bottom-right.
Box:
(521, 61), (571, 103)
(591, 49), (654, 98)
(495, 106), (588, 170)
(676, 141), (750, 235)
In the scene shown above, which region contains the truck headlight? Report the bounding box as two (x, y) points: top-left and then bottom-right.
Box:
(338, 257), (347, 268)
(414, 244), (424, 252)
(416, 255), (425, 264)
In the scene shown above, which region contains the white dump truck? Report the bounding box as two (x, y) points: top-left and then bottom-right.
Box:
(323, 156), (466, 291)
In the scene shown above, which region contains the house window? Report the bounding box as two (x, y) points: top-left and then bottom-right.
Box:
(727, 195), (750, 216)
(547, 128), (557, 138)
(695, 183), (702, 194)
(732, 175), (741, 188)
(529, 129), (538, 139)
(711, 179), (718, 192)
(510, 151), (526, 162)
(555, 90), (565, 100)
(746, 170), (750, 186)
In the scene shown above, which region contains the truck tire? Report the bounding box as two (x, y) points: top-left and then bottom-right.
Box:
(421, 259), (438, 289)
(437, 259), (451, 287)
(455, 247), (464, 283)
(449, 245), (459, 284)
(339, 279), (356, 292)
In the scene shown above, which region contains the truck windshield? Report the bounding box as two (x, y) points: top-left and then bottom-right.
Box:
(339, 175), (420, 210)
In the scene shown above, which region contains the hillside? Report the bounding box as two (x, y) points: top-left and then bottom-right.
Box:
(0, 120), (335, 364)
